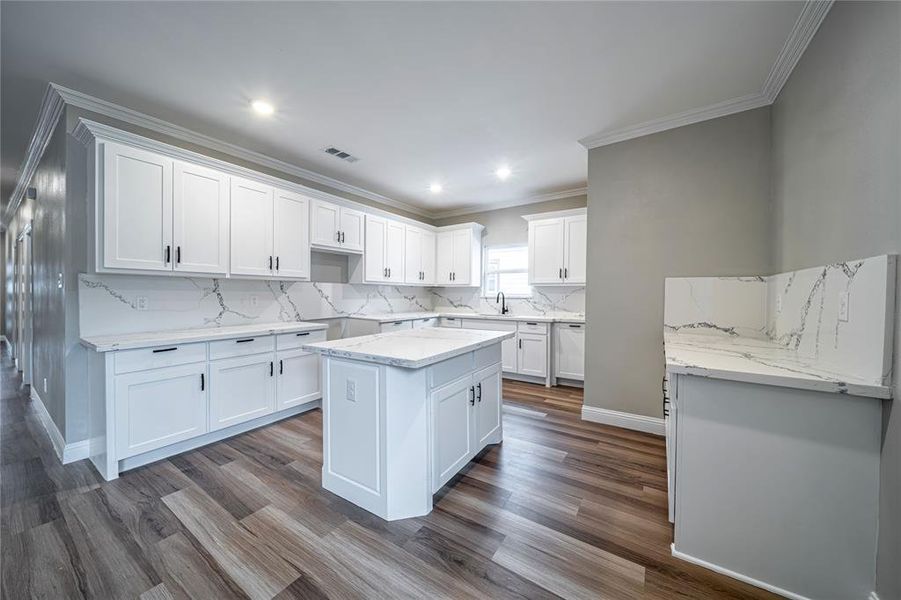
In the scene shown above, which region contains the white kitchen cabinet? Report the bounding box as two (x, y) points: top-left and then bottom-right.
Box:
(364, 215), (405, 283)
(435, 225), (482, 286)
(525, 209), (587, 285)
(517, 332), (548, 377)
(405, 226), (436, 285)
(273, 189), (311, 279)
(230, 177), (274, 277)
(173, 160), (230, 275)
(431, 374), (477, 490)
(311, 199), (364, 253)
(411, 317), (437, 329)
(380, 320), (413, 333)
(474, 363), (502, 448)
(209, 352), (277, 431)
(461, 319), (518, 373)
(114, 362), (207, 458)
(554, 323), (585, 380)
(102, 142), (174, 271)
(277, 347), (320, 409)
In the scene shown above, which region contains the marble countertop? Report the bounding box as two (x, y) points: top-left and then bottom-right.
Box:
(303, 327), (515, 369)
(665, 332), (892, 399)
(350, 311), (585, 324)
(346, 312), (440, 323)
(81, 321), (329, 352)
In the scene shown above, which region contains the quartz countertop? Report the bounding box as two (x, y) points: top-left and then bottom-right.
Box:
(303, 327), (515, 369)
(665, 332), (892, 399)
(346, 312), (440, 323)
(81, 321), (329, 352)
(349, 311), (585, 324)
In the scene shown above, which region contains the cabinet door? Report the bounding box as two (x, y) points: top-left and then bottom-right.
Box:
(452, 229), (472, 285)
(102, 142), (173, 271)
(114, 363), (207, 458)
(230, 177), (274, 277)
(501, 336), (517, 373)
(209, 353), (276, 431)
(311, 199), (340, 248)
(173, 160), (229, 275)
(339, 207), (365, 252)
(435, 231), (455, 285)
(529, 218), (565, 284)
(431, 375), (475, 491)
(384, 219), (405, 282)
(517, 333), (548, 377)
(364, 215), (387, 282)
(277, 348), (320, 409)
(555, 323), (585, 380)
(420, 229), (436, 285)
(474, 363), (502, 448)
(404, 226), (423, 284)
(273, 189), (310, 280)
(563, 214), (587, 284)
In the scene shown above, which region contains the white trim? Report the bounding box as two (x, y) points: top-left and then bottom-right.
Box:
(432, 187), (588, 220)
(581, 405), (664, 435)
(2, 86), (66, 226)
(29, 387), (91, 464)
(671, 544), (813, 600)
(52, 83), (432, 218)
(762, 0), (834, 103)
(580, 0), (833, 149)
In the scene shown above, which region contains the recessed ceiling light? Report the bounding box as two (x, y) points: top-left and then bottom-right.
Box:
(429, 182), (443, 194)
(496, 165), (512, 180)
(251, 100), (274, 116)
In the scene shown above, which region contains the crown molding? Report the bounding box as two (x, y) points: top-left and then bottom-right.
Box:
(431, 187), (588, 220)
(2, 85), (66, 227)
(50, 83), (431, 218)
(580, 0), (833, 150)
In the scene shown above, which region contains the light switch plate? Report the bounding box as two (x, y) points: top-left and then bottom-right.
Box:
(346, 380), (356, 402)
(838, 292), (850, 322)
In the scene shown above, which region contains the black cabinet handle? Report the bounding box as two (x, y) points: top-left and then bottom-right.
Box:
(176, 246), (181, 264)
(296, 332), (310, 337)
(518, 338), (522, 349)
(279, 359), (283, 375)
(526, 322), (538, 325)
(469, 386), (475, 406)
(559, 267), (563, 279)
(200, 372), (205, 391)
(569, 324), (582, 328)
(477, 382), (482, 402)
(336, 230), (341, 242)
(236, 338), (255, 343)
(384, 267), (388, 277)
(393, 321), (403, 325)
(269, 256), (273, 270)
(564, 267), (568, 278)
(270, 362), (274, 377)
(276, 256), (279, 271)
(340, 231), (345, 243)
(165, 245), (171, 264)
(152, 347), (178, 353)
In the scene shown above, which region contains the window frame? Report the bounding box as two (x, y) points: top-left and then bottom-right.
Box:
(481, 243), (533, 299)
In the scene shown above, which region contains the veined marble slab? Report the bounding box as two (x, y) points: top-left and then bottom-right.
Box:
(430, 286), (585, 320)
(665, 332), (891, 399)
(303, 327), (515, 369)
(346, 312), (440, 323)
(346, 311), (585, 324)
(81, 321), (328, 352)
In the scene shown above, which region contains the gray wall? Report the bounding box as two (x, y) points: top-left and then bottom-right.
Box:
(433, 195), (587, 247)
(770, 2), (901, 598)
(584, 107), (773, 418)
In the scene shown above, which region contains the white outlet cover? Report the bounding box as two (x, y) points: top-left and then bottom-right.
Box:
(346, 380), (356, 402)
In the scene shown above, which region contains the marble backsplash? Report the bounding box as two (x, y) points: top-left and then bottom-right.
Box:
(429, 286), (585, 318)
(664, 254), (896, 384)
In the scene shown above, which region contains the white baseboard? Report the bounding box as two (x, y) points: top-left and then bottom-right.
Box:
(581, 405), (664, 435)
(671, 544), (812, 600)
(29, 387), (90, 464)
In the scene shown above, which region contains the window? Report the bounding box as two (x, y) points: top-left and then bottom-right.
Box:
(483, 245), (531, 298)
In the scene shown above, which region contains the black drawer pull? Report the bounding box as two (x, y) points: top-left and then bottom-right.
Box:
(568, 324), (581, 328)
(236, 338), (255, 344)
(526, 322), (538, 325)
(394, 321), (403, 325)
(200, 372), (205, 391)
(152, 347), (178, 353)
(296, 332), (310, 337)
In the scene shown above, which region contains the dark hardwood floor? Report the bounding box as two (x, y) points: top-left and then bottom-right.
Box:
(1, 345), (777, 599)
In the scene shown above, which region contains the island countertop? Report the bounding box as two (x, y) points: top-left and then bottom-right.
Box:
(303, 326), (515, 369)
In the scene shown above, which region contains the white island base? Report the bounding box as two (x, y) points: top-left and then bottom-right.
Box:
(308, 329), (509, 521)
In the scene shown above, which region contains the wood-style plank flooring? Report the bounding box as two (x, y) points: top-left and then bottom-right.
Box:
(1, 346), (777, 599)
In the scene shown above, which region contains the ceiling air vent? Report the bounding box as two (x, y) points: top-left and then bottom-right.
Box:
(323, 146), (360, 163)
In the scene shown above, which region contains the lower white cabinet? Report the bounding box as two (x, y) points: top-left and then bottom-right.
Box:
(431, 362), (502, 492)
(209, 353), (277, 431)
(554, 323), (585, 380)
(411, 317), (437, 329)
(277, 348), (321, 409)
(380, 320), (413, 333)
(114, 362), (208, 458)
(516, 332), (548, 377)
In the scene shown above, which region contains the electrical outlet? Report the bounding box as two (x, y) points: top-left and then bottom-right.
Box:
(136, 297), (149, 311)
(838, 292), (850, 322)
(346, 380), (356, 402)
(43, 378), (47, 393)
(250, 295), (258, 308)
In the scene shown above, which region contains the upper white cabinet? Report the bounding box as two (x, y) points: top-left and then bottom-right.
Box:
(311, 199), (364, 253)
(173, 161), (230, 275)
(435, 225), (483, 286)
(363, 215), (405, 283)
(102, 142), (174, 272)
(273, 189), (311, 280)
(525, 209), (587, 285)
(405, 226), (436, 285)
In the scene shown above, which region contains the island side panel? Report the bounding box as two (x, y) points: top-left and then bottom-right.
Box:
(673, 375), (881, 600)
(384, 365), (431, 520)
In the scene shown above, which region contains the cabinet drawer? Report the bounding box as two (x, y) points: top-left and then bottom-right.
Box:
(379, 320), (413, 333)
(517, 321), (548, 335)
(209, 335), (275, 360)
(429, 352), (473, 390)
(115, 342), (207, 375)
(276, 329), (326, 351)
(412, 317), (437, 329)
(461, 319), (517, 333)
(474, 344), (502, 370)
(438, 317), (462, 328)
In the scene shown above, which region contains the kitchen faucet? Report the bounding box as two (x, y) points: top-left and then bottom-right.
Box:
(496, 291), (510, 315)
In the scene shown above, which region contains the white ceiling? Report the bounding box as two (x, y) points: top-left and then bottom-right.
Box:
(1, 1), (805, 216)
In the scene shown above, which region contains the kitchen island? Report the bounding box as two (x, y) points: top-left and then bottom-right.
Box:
(303, 326), (514, 520)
